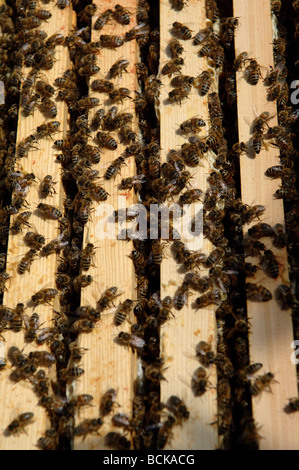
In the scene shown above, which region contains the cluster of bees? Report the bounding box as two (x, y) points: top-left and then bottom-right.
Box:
(0, 0), (298, 451)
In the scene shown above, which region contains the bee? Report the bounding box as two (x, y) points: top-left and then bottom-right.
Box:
(36, 428), (58, 451)
(100, 388), (118, 417)
(248, 222), (274, 239)
(178, 117), (205, 136)
(73, 274), (93, 292)
(103, 155), (126, 180)
(10, 211), (32, 235)
(105, 432), (131, 450)
(194, 69), (214, 96)
(5, 412), (34, 436)
(260, 249), (280, 279)
(71, 319), (95, 334)
(113, 4), (131, 25)
(116, 331), (145, 351)
(80, 243), (96, 272)
(100, 34), (123, 49)
(31, 288), (58, 305)
(94, 9), (113, 29)
(244, 60), (263, 85)
(41, 233), (68, 258)
(172, 21), (192, 40)
(161, 58), (184, 77)
(58, 366), (85, 383)
(114, 299), (134, 325)
(245, 283), (272, 302)
(195, 290), (221, 309)
(191, 366), (210, 397)
(90, 109), (105, 131)
(67, 394), (94, 413)
(78, 3), (97, 22)
(24, 231), (46, 250)
(272, 223), (287, 248)
(125, 22), (150, 43)
(96, 131), (117, 150)
(284, 397), (299, 414)
(39, 175), (57, 198)
(233, 51), (249, 71)
(36, 120), (61, 138)
(23, 312), (41, 343)
(173, 282), (189, 310)
(109, 87), (131, 103)
(167, 38), (184, 59)
(119, 125), (137, 144)
(28, 351), (56, 368)
(109, 59), (129, 79)
(97, 287), (119, 312)
(250, 372), (277, 396)
(90, 79), (114, 94)
(8, 346), (27, 368)
(274, 188), (298, 200)
(35, 79), (55, 98)
(196, 340), (216, 367)
(36, 203), (62, 220)
(275, 284), (294, 310)
(169, 0), (188, 10)
(17, 248), (37, 275)
(168, 84), (192, 104)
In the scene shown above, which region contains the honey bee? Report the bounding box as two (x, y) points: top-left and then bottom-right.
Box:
(167, 84), (192, 104)
(194, 69), (214, 96)
(196, 340), (216, 367)
(161, 58), (184, 77)
(23, 312), (41, 343)
(70, 319), (95, 334)
(94, 9), (113, 30)
(36, 120), (61, 138)
(41, 233), (68, 258)
(116, 331), (145, 351)
(191, 366), (210, 397)
(245, 282), (272, 302)
(234, 51), (249, 71)
(17, 248), (37, 275)
(10, 211), (32, 235)
(260, 249), (280, 279)
(78, 3), (97, 22)
(39, 175), (57, 198)
(284, 397), (299, 414)
(97, 287), (120, 312)
(100, 34), (123, 49)
(244, 59), (264, 85)
(36, 428), (58, 451)
(8, 346), (27, 368)
(100, 388), (118, 417)
(36, 203), (62, 220)
(73, 274), (93, 292)
(250, 372), (277, 396)
(173, 282), (189, 310)
(24, 231), (46, 250)
(275, 284), (294, 310)
(104, 432), (131, 450)
(5, 412), (34, 436)
(172, 21), (192, 40)
(195, 290), (222, 309)
(96, 131), (117, 150)
(247, 222), (274, 239)
(35, 79), (55, 98)
(168, 38), (184, 58)
(119, 125), (137, 144)
(125, 22), (150, 43)
(28, 351), (56, 368)
(104, 156), (126, 180)
(113, 4), (131, 25)
(179, 117), (206, 135)
(109, 87), (131, 103)
(114, 299), (134, 325)
(109, 59), (129, 79)
(58, 366), (85, 383)
(80, 242), (96, 272)
(31, 288), (58, 305)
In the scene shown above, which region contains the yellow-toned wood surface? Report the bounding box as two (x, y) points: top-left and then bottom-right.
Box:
(0, 4), (73, 450)
(159, 0), (219, 450)
(233, 0), (299, 450)
(73, 0), (139, 450)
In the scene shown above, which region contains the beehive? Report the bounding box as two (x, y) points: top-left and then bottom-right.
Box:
(0, 0), (298, 451)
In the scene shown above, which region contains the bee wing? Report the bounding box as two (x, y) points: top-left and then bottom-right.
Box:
(130, 335), (145, 349)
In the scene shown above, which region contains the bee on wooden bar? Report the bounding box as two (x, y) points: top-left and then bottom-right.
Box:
(113, 4), (131, 25)
(250, 372), (277, 396)
(167, 84), (192, 104)
(284, 397), (299, 414)
(36, 79), (55, 98)
(31, 288), (58, 305)
(105, 432), (131, 450)
(17, 248), (37, 275)
(24, 312), (41, 343)
(245, 283), (272, 302)
(70, 319), (95, 334)
(194, 69), (214, 96)
(109, 87), (131, 103)
(5, 412), (34, 436)
(104, 156), (126, 180)
(100, 34), (123, 49)
(36, 203), (62, 220)
(161, 58), (184, 77)
(73, 274), (93, 292)
(96, 131), (117, 150)
(78, 3), (97, 23)
(168, 38), (184, 58)
(94, 9), (113, 29)
(125, 22), (150, 43)
(100, 388), (118, 417)
(24, 231), (46, 250)
(39, 175), (57, 198)
(195, 290), (221, 309)
(171, 21), (192, 40)
(36, 120), (60, 138)
(116, 331), (145, 351)
(97, 287), (119, 312)
(8, 346), (27, 368)
(191, 366), (210, 397)
(10, 211), (32, 234)
(244, 60), (263, 85)
(275, 284), (294, 310)
(109, 59), (129, 79)
(114, 299), (134, 326)
(196, 340), (216, 367)
(234, 51), (249, 71)
(28, 351), (55, 368)
(260, 249), (280, 279)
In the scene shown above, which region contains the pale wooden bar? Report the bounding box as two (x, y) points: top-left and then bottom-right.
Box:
(159, 0), (219, 450)
(73, 0), (139, 451)
(233, 0), (299, 450)
(0, 3), (73, 450)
